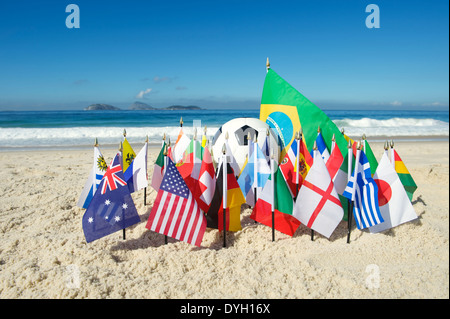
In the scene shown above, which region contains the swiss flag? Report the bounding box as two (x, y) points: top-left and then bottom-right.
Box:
(194, 146), (216, 213)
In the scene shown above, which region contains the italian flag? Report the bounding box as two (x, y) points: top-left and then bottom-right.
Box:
(251, 166), (300, 236)
(150, 142), (166, 191)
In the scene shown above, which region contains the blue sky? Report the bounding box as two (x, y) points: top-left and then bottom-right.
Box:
(0, 0), (448, 110)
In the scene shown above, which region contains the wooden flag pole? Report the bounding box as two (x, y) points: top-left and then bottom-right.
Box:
(270, 148), (275, 242)
(222, 143), (228, 248)
(347, 141), (362, 244)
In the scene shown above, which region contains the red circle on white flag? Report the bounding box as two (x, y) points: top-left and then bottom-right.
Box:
(373, 179), (392, 206)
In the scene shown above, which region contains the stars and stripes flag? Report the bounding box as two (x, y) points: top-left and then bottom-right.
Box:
(82, 153), (141, 243)
(146, 157), (207, 247)
(343, 150), (384, 229)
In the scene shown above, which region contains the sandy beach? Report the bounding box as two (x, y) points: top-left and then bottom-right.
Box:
(0, 140), (448, 299)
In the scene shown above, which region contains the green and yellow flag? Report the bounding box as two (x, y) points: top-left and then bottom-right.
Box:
(260, 68), (349, 174)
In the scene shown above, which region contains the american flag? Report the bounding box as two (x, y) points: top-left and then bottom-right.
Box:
(146, 158), (206, 247)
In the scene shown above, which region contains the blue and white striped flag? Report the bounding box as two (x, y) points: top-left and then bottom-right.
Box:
(343, 150), (384, 229)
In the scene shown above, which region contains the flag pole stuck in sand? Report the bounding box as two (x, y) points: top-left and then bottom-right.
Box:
(144, 135), (148, 206)
(346, 139), (353, 244)
(118, 140), (126, 240)
(347, 140), (362, 244)
(222, 143), (228, 248)
(163, 143), (169, 245)
(270, 148), (275, 242)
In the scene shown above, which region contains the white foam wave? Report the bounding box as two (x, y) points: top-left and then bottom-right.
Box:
(0, 117), (448, 148)
(333, 118), (449, 137)
(0, 126), (220, 148)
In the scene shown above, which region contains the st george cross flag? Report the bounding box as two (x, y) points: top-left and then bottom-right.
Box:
(293, 149), (344, 238)
(343, 150), (384, 230)
(124, 141), (148, 193)
(146, 158), (206, 247)
(77, 145), (107, 209)
(369, 152), (418, 233)
(82, 154), (141, 243)
(151, 142), (166, 191)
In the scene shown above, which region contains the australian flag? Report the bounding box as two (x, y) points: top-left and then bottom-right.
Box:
(82, 153), (141, 243)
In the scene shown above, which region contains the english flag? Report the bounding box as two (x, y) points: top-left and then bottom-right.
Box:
(293, 149), (344, 238)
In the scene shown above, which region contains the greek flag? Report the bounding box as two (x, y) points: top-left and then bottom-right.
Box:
(343, 151), (384, 229)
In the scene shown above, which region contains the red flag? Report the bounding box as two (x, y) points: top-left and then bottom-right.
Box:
(194, 146), (216, 213)
(326, 144), (344, 180)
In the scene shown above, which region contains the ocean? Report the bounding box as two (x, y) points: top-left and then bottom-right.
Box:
(0, 109), (448, 150)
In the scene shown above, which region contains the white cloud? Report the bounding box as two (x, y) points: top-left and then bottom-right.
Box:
(136, 88), (152, 99)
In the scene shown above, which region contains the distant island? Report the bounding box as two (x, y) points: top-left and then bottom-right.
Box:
(84, 104), (121, 111)
(84, 102), (203, 111)
(129, 101), (156, 110)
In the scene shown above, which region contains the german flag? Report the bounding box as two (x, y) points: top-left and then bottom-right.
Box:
(206, 162), (245, 232)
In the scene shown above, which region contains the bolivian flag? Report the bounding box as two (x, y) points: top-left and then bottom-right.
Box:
(393, 149), (417, 201)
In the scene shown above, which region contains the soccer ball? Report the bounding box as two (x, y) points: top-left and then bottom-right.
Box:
(211, 117), (280, 172)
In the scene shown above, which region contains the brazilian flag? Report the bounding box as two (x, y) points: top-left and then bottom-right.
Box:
(260, 68), (351, 219)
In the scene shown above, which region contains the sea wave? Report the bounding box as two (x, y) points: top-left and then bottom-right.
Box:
(333, 118), (449, 137)
(0, 117), (448, 148)
(0, 126), (220, 148)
